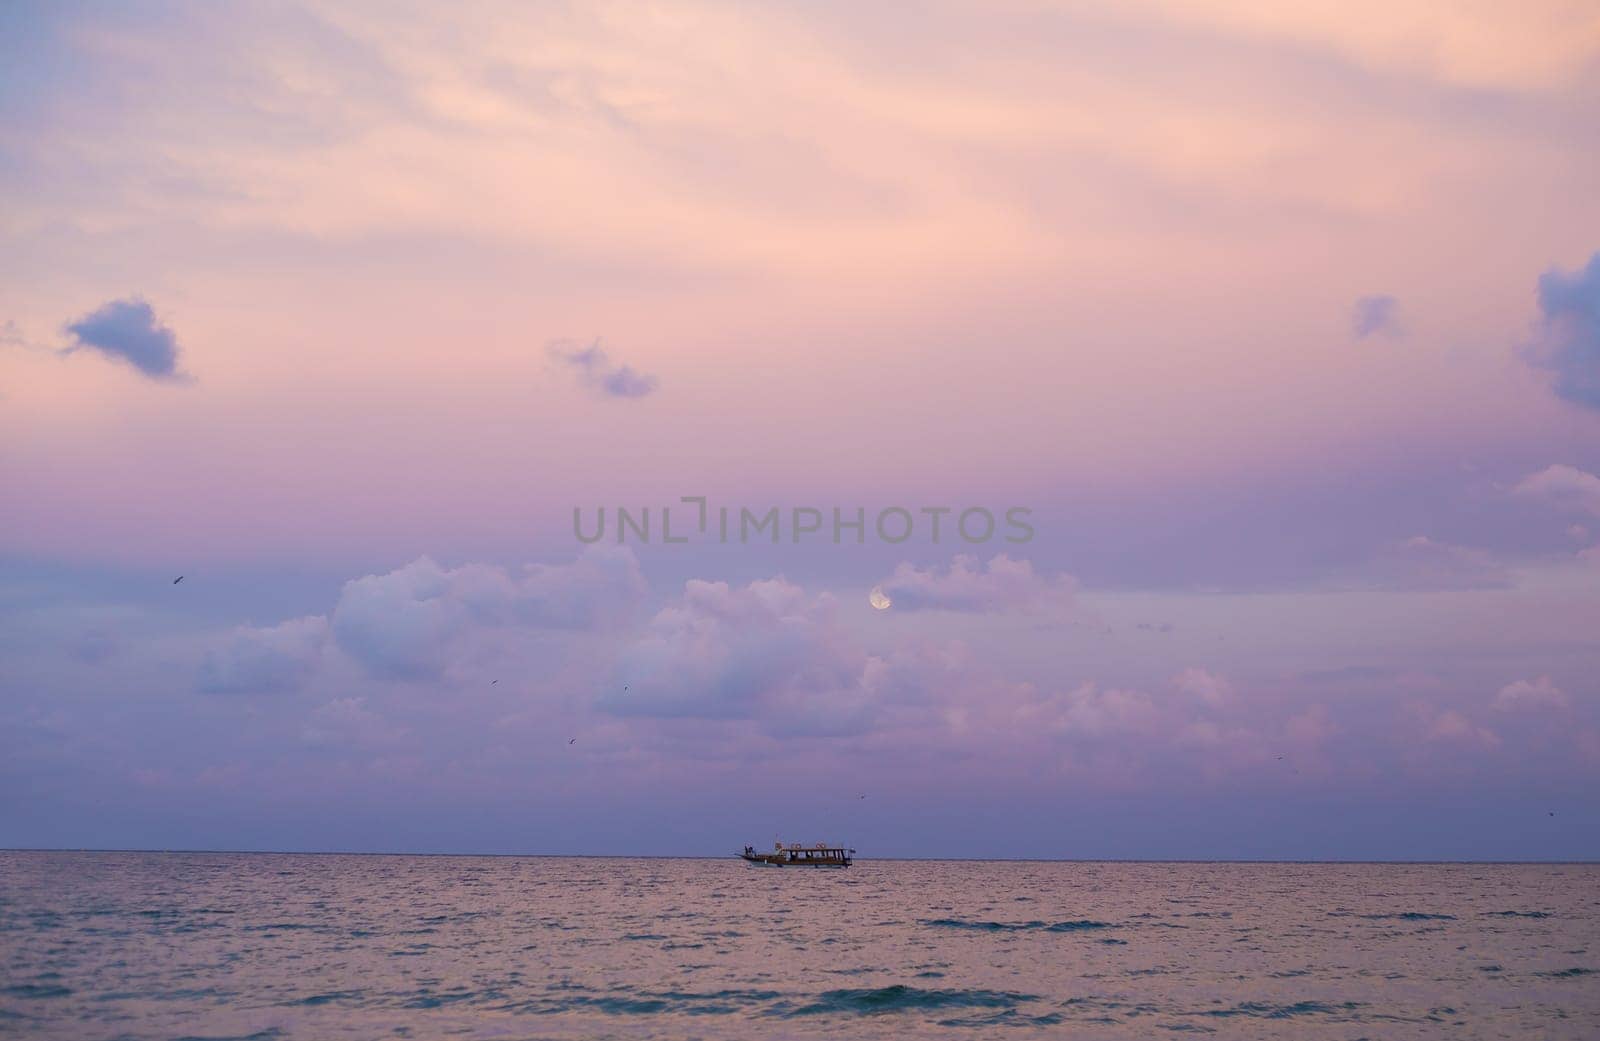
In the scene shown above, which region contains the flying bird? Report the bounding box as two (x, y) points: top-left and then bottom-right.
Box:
(568, 738), (576, 745)
(172, 576), (183, 585)
(491, 679), (499, 685)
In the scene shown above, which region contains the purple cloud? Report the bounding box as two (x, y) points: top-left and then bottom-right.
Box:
(301, 697), (406, 748)
(1174, 667), (1232, 708)
(1494, 675), (1568, 712)
(329, 547), (646, 680)
(603, 577), (882, 733)
(198, 616), (328, 694)
(1360, 536), (1511, 591)
(1523, 252), (1600, 410)
(549, 340), (659, 398)
(1415, 704), (1501, 748)
(63, 297), (186, 380)
(1351, 294), (1401, 338)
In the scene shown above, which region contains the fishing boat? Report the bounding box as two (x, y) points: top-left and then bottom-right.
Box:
(739, 841), (854, 867)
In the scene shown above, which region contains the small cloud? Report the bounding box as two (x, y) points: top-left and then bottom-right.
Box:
(1493, 676), (1569, 712)
(1351, 294), (1402, 338)
(1513, 463), (1600, 518)
(1522, 252), (1599, 411)
(63, 297), (187, 381)
(549, 340), (659, 398)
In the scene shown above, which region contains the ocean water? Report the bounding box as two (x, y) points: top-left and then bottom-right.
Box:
(1, 852), (1596, 1040)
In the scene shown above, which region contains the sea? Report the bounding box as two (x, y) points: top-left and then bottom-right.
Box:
(1, 852), (1596, 1040)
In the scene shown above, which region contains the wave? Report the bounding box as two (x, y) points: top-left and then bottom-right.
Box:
(921, 918), (1114, 932)
(509, 986), (784, 1017)
(1197, 1000), (1364, 1020)
(290, 991), (362, 1007)
(776, 984), (1040, 1017)
(1, 983), (71, 999)
(1484, 910), (1553, 918)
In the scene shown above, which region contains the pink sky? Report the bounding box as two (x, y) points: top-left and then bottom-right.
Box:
(1, 1), (1598, 857)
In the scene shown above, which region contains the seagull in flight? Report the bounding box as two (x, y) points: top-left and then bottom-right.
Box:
(172, 576), (184, 585)
(568, 738), (576, 745)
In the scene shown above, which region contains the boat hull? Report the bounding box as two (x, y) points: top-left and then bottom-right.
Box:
(738, 852), (852, 868)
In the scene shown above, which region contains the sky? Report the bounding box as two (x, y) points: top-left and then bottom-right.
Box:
(2, 0), (1599, 860)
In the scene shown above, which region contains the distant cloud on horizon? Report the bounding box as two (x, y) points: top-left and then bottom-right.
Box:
(199, 616), (329, 695)
(549, 340), (659, 399)
(1494, 675), (1568, 712)
(63, 297), (187, 381)
(1513, 463), (1600, 518)
(878, 554), (1078, 614)
(1351, 294), (1401, 339)
(1361, 535), (1512, 592)
(329, 547), (647, 681)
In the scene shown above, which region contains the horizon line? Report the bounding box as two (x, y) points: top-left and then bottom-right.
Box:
(4, 847), (1597, 866)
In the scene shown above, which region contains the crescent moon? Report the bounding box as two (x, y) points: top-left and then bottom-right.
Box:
(869, 586), (892, 610)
